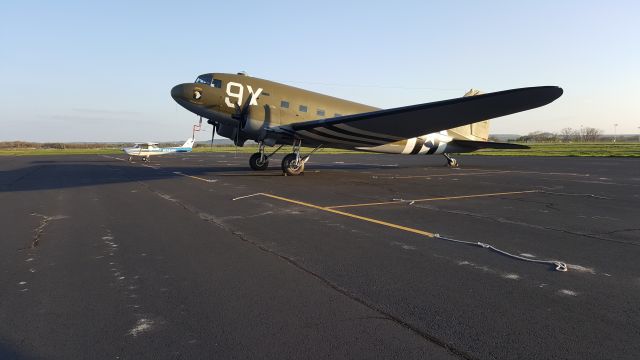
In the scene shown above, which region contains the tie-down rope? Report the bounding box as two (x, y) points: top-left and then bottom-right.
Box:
(434, 234), (567, 271)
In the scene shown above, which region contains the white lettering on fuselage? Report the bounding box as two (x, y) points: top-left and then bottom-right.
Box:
(247, 85), (262, 105)
(225, 81), (263, 108)
(225, 82), (243, 107)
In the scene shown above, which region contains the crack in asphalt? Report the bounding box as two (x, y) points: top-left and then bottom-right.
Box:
(98, 226), (158, 338)
(589, 228), (640, 236)
(539, 191), (613, 200)
(141, 182), (477, 360)
(500, 196), (561, 211)
(411, 204), (640, 247)
(23, 213), (69, 249)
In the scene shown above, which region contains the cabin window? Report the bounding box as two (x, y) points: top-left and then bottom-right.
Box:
(281, 100), (289, 108)
(195, 74), (213, 85)
(212, 79), (222, 88)
(299, 105), (308, 113)
(335, 113), (343, 117)
(316, 109), (325, 116)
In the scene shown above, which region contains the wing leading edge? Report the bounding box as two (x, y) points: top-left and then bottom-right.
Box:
(276, 86), (562, 144)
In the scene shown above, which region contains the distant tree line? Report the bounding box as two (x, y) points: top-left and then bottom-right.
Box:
(498, 127), (636, 143)
(0, 141), (130, 149)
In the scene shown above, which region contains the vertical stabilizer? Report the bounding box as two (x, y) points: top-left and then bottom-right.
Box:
(448, 89), (490, 141)
(182, 138), (195, 148)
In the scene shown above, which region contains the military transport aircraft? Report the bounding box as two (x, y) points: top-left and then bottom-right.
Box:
(122, 138), (195, 161)
(171, 72), (562, 175)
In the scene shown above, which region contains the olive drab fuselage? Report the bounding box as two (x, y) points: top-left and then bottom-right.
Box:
(171, 73), (561, 173)
(170, 72), (487, 154)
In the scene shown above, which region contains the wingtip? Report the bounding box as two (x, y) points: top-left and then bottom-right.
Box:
(550, 86), (564, 102)
(536, 86), (563, 103)
(552, 86), (563, 97)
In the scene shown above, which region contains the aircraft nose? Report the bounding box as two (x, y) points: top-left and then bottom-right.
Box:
(171, 84), (186, 101)
(171, 83), (205, 103)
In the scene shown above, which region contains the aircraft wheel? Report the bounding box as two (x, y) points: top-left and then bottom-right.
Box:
(448, 158), (458, 167)
(249, 152), (269, 170)
(128, 156), (132, 162)
(281, 153), (305, 176)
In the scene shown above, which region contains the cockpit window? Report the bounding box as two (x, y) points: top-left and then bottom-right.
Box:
(212, 79), (222, 88)
(195, 74), (213, 85)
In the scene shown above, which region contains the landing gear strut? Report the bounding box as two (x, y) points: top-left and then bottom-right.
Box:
(249, 143), (283, 171)
(281, 139), (322, 176)
(444, 153), (458, 167)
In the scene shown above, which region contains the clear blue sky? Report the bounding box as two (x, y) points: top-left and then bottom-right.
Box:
(1, 0), (638, 141)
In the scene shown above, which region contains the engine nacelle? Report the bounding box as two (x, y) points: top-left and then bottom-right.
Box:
(216, 123), (237, 141)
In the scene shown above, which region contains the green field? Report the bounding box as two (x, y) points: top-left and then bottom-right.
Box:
(468, 143), (640, 157)
(1, 143), (639, 157)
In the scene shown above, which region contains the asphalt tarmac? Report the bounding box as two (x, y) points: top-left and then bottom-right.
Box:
(1, 152), (639, 359)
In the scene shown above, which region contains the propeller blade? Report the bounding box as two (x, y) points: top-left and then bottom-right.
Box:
(206, 118), (217, 149)
(240, 93), (253, 119)
(232, 93), (255, 128)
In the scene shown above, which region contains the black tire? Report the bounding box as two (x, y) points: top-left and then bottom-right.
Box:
(249, 152), (269, 170)
(281, 153), (305, 176)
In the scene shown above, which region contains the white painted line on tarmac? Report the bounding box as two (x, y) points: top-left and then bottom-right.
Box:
(172, 171), (217, 183)
(101, 155), (126, 161)
(232, 193), (264, 201)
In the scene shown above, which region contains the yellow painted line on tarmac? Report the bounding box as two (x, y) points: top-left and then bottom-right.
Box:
(233, 192), (571, 272)
(326, 190), (540, 209)
(246, 193), (437, 237)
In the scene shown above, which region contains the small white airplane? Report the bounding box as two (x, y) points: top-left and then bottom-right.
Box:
(122, 138), (195, 161)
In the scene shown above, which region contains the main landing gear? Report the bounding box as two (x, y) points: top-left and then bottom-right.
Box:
(280, 139), (305, 176)
(281, 153), (304, 176)
(443, 153), (458, 167)
(128, 156), (150, 162)
(281, 140), (322, 176)
(249, 140), (322, 176)
(249, 143), (283, 171)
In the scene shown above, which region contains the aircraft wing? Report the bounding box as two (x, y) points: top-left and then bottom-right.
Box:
(275, 86), (562, 145)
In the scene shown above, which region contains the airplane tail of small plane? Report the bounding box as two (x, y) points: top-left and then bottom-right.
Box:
(181, 138), (195, 149)
(448, 89), (490, 141)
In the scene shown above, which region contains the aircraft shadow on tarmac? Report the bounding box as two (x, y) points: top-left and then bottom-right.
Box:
(0, 341), (27, 360)
(0, 159), (416, 192)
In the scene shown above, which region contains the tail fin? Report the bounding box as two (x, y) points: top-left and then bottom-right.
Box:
(181, 138), (195, 148)
(448, 89), (490, 141)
